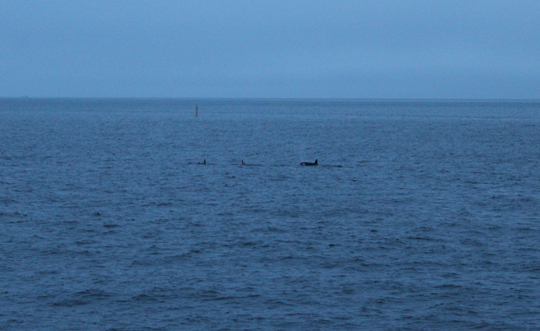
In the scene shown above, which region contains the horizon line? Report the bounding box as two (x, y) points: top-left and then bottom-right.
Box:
(2, 97), (540, 102)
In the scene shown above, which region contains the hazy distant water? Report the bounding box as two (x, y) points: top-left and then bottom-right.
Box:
(1, 98), (540, 330)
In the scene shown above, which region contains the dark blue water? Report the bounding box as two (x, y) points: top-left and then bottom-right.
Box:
(1, 98), (540, 330)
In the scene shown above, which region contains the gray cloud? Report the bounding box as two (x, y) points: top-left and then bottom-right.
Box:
(1, 0), (539, 98)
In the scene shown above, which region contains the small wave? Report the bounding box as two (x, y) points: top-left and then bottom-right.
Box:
(435, 284), (463, 289)
(406, 236), (435, 241)
(75, 289), (112, 299)
(266, 226), (287, 232)
(52, 299), (89, 307)
(103, 223), (119, 228)
(131, 259), (155, 266)
(213, 296), (236, 301)
(131, 294), (160, 302)
(263, 299), (294, 307)
(75, 240), (96, 245)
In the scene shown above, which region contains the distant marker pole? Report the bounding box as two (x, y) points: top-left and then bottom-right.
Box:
(196, 105), (198, 116)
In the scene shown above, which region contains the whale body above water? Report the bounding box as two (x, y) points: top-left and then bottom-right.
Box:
(300, 159), (318, 166)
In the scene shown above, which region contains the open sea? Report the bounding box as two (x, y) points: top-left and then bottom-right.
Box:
(1, 98), (540, 330)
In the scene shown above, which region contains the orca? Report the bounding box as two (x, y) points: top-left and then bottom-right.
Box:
(242, 160), (246, 165)
(198, 159), (206, 165)
(300, 159), (318, 166)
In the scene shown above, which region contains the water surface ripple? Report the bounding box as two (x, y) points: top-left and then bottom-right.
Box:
(1, 99), (540, 330)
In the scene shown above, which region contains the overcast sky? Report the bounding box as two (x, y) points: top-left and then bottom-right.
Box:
(1, 0), (539, 99)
